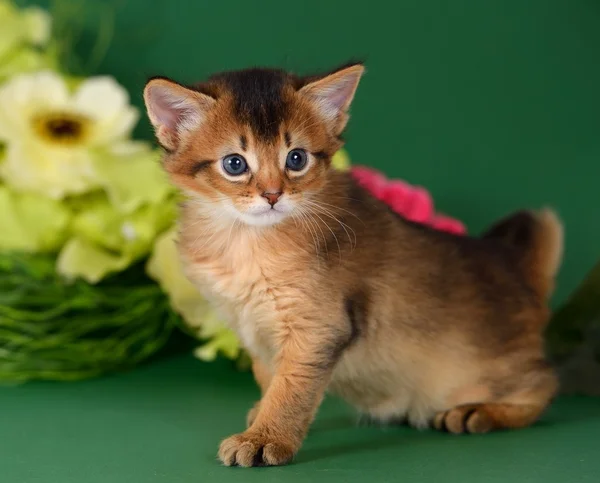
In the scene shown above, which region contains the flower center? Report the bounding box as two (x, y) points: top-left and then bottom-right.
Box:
(32, 112), (90, 145)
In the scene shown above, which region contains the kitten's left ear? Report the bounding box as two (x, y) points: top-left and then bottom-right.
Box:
(299, 63), (365, 133)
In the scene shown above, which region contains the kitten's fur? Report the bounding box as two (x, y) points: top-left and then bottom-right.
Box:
(143, 63), (563, 467)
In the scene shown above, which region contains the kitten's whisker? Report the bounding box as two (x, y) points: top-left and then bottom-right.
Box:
(305, 206), (342, 262)
(294, 210), (319, 260)
(225, 218), (238, 250)
(192, 226), (222, 255)
(304, 201), (357, 250)
(302, 207), (327, 259)
(326, 195), (369, 206)
(308, 199), (365, 226)
(296, 206), (320, 253)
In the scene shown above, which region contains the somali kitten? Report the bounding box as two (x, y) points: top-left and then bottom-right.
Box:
(143, 63), (563, 467)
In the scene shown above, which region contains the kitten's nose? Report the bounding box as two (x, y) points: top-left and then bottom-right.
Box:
(261, 191), (282, 206)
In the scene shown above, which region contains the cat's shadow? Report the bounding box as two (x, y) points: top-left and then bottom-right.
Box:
(299, 416), (427, 463)
(295, 405), (600, 465)
(298, 428), (435, 464)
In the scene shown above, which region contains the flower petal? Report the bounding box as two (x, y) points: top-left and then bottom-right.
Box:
(146, 227), (212, 327)
(73, 77), (139, 143)
(94, 106), (139, 145)
(73, 76), (130, 120)
(0, 141), (98, 198)
(56, 238), (130, 283)
(92, 146), (173, 213)
(332, 149), (351, 171)
(0, 186), (71, 252)
(22, 6), (52, 45)
(0, 71), (69, 139)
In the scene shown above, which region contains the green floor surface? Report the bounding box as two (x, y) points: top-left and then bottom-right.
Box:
(1, 354), (599, 482)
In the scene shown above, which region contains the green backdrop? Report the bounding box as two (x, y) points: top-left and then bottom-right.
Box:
(44, 0), (600, 307)
(4, 2), (600, 482)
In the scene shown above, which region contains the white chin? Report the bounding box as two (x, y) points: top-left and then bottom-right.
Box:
(239, 210), (288, 227)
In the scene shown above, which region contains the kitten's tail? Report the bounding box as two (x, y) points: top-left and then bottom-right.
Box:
(482, 208), (564, 301)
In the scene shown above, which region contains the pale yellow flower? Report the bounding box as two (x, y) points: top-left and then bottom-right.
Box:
(0, 70), (139, 198)
(332, 149), (351, 171)
(0, 1), (51, 60)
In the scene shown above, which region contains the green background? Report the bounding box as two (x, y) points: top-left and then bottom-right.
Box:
(3, 354), (600, 483)
(4, 1), (600, 482)
(43, 0), (600, 307)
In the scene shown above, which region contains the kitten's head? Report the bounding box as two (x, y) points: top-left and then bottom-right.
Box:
(143, 63), (364, 227)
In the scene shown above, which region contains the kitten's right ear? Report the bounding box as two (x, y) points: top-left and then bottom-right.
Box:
(143, 78), (215, 151)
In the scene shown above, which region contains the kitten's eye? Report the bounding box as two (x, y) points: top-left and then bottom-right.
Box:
(286, 149), (308, 171)
(222, 154), (248, 176)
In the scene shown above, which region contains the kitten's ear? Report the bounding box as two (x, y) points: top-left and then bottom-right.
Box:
(299, 63), (364, 133)
(143, 78), (215, 151)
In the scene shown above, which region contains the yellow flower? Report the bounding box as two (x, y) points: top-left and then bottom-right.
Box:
(332, 149), (351, 171)
(0, 45), (57, 81)
(0, 70), (139, 198)
(0, 1), (51, 60)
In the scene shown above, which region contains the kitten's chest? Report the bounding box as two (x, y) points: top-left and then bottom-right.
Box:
(181, 233), (295, 358)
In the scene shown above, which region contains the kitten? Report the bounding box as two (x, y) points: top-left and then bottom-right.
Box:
(143, 63), (563, 467)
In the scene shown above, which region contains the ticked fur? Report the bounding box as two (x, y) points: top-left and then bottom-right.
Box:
(144, 63), (563, 467)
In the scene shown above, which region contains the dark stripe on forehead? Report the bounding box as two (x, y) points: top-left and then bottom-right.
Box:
(211, 68), (291, 141)
(240, 135), (247, 151)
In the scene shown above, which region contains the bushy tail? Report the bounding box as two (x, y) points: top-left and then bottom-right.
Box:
(482, 208), (564, 301)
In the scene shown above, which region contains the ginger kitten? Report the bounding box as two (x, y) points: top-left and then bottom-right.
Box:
(143, 63), (563, 467)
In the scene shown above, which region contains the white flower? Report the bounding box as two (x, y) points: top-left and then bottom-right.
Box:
(0, 70), (139, 198)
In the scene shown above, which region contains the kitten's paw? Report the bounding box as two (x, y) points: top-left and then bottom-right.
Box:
(433, 404), (494, 434)
(218, 431), (295, 467)
(246, 401), (260, 428)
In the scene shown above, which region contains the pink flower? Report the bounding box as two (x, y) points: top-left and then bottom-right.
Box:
(350, 166), (467, 235)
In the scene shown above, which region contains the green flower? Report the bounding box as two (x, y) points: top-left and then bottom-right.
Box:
(0, 185), (70, 252)
(0, 1), (51, 60)
(0, 45), (57, 81)
(55, 147), (177, 283)
(331, 149), (351, 171)
(57, 195), (176, 283)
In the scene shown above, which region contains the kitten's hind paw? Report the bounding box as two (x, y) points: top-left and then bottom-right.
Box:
(433, 401), (546, 434)
(433, 404), (494, 434)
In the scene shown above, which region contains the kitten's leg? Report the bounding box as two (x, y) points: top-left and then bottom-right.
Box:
(219, 328), (346, 467)
(433, 372), (557, 434)
(246, 357), (272, 428)
(433, 402), (546, 434)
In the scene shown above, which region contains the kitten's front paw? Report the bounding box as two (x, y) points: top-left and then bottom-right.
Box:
(246, 401), (260, 428)
(218, 431), (295, 467)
